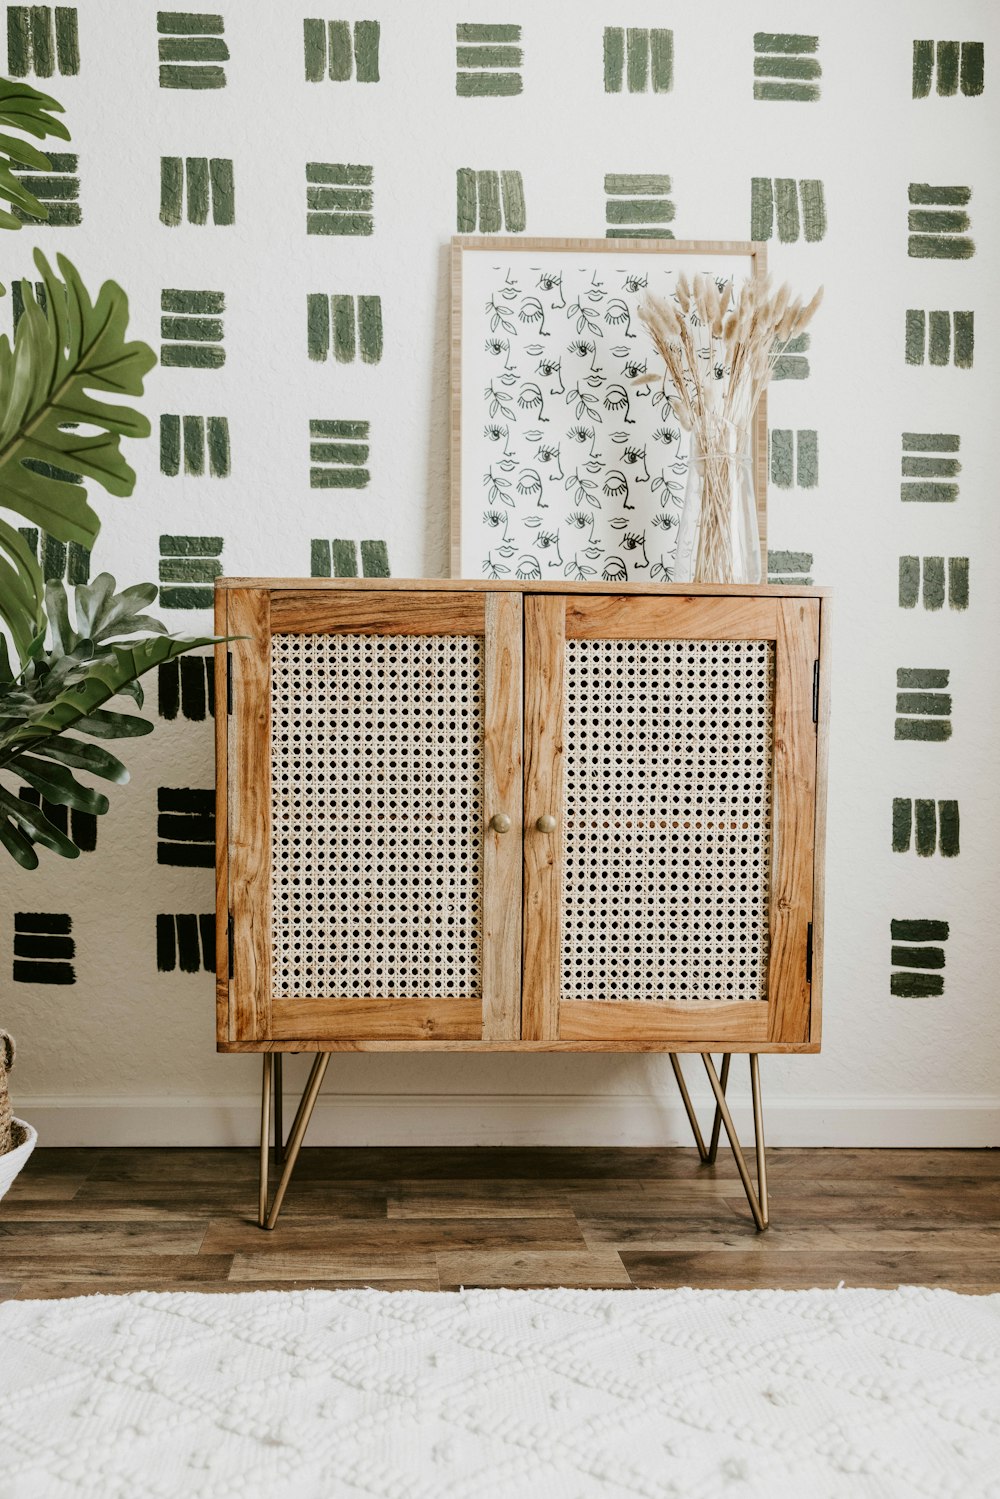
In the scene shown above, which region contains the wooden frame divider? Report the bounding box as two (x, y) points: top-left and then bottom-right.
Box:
(450, 237), (769, 579)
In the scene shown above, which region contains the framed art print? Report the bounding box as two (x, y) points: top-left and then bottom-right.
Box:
(450, 237), (768, 581)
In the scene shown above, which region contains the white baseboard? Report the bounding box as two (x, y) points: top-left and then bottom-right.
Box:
(14, 1093), (1000, 1149)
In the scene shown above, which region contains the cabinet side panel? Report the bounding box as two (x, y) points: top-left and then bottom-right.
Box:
(214, 590), (229, 1045)
(767, 598), (820, 1044)
(809, 596), (831, 1044)
(522, 596), (565, 1040)
(483, 593), (523, 1040)
(227, 588), (272, 1041)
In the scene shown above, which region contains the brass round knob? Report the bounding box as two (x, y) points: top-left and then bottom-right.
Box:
(536, 814), (557, 834)
(489, 812), (512, 834)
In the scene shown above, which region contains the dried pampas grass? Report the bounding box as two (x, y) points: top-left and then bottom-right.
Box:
(636, 273), (823, 582)
(637, 273), (823, 440)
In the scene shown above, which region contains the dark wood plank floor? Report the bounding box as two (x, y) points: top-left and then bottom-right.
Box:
(1, 1146), (998, 1300)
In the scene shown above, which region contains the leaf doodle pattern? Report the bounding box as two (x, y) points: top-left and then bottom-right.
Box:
(464, 254), (752, 580)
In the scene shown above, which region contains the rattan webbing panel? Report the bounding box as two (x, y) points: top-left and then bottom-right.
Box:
(271, 632), (484, 999)
(563, 638), (775, 1005)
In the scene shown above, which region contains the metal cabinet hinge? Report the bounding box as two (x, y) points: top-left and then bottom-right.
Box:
(805, 921), (813, 984)
(811, 659), (820, 724)
(228, 911), (234, 979)
(226, 651), (233, 715)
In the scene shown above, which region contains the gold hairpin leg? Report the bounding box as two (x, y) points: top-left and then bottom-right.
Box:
(273, 1053), (284, 1160)
(262, 1052), (330, 1230)
(749, 1052), (768, 1224)
(258, 1053), (273, 1228)
(701, 1053), (768, 1231)
(669, 1051), (730, 1164)
(669, 1052), (768, 1231)
(669, 1052), (710, 1161)
(706, 1052), (731, 1165)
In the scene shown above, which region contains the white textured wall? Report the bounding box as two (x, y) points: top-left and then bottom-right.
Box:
(3, 0), (999, 1145)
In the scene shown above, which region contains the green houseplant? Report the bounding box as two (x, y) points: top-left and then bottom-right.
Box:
(0, 79), (217, 869)
(0, 79), (217, 1181)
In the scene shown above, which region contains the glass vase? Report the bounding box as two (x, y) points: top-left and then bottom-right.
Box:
(673, 428), (761, 584)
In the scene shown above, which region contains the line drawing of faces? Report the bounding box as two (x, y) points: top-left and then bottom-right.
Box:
(535, 270), (566, 308)
(518, 296), (547, 335)
(535, 439), (564, 480)
(517, 382), (546, 420)
(516, 467), (543, 500)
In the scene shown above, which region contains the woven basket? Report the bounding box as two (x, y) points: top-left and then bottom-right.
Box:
(0, 1032), (36, 1202)
(0, 1031), (13, 1157)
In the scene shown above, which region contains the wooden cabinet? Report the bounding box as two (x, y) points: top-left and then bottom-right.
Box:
(216, 581), (828, 1057)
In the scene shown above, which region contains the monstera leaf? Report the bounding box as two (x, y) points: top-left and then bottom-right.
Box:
(0, 575), (220, 868)
(0, 77), (70, 232)
(0, 249), (157, 668)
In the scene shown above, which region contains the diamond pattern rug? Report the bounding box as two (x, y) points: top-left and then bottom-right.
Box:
(1, 1286), (998, 1497)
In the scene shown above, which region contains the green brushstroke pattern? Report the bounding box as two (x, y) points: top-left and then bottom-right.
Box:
(310, 419), (368, 438)
(307, 163), (374, 234)
(309, 418), (370, 489)
(354, 22), (379, 81)
(897, 668), (949, 689)
(358, 297), (383, 363)
(606, 173), (672, 195)
(935, 40), (958, 95)
(921, 556), (945, 611)
(960, 42), (984, 95)
(604, 27), (624, 91)
(754, 32), (818, 52)
(938, 802), (960, 856)
(12, 152), (80, 225)
(455, 169), (524, 232)
(948, 557), (969, 610)
(770, 430), (793, 487)
(750, 178), (772, 239)
(797, 431), (818, 486)
(953, 312), (974, 367)
(7, 6), (80, 77)
(457, 71), (521, 96)
(896, 692), (951, 716)
(927, 310), (950, 365)
(206, 417), (229, 477)
(307, 162), (372, 185)
(898, 556), (919, 609)
(650, 31), (673, 91)
(328, 20), (352, 80)
(914, 801), (937, 857)
(912, 39), (933, 97)
(892, 944), (945, 970)
(895, 719), (951, 742)
(332, 296), (355, 363)
(891, 972), (944, 997)
(891, 918), (950, 942)
(307, 294), (329, 361)
(626, 29), (649, 92)
(891, 798), (911, 852)
(360, 539), (389, 576)
(160, 289), (225, 367)
(303, 18), (325, 80)
(754, 56), (821, 79)
(162, 288), (224, 313)
(904, 309), (925, 364)
(752, 37), (821, 102)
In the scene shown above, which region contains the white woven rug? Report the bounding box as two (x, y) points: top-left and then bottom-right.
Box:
(1, 1286), (998, 1499)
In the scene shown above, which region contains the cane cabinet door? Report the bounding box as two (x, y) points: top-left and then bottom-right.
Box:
(219, 588), (522, 1044)
(522, 593), (821, 1048)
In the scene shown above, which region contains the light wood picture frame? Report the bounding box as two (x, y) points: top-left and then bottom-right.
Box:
(450, 237), (768, 581)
